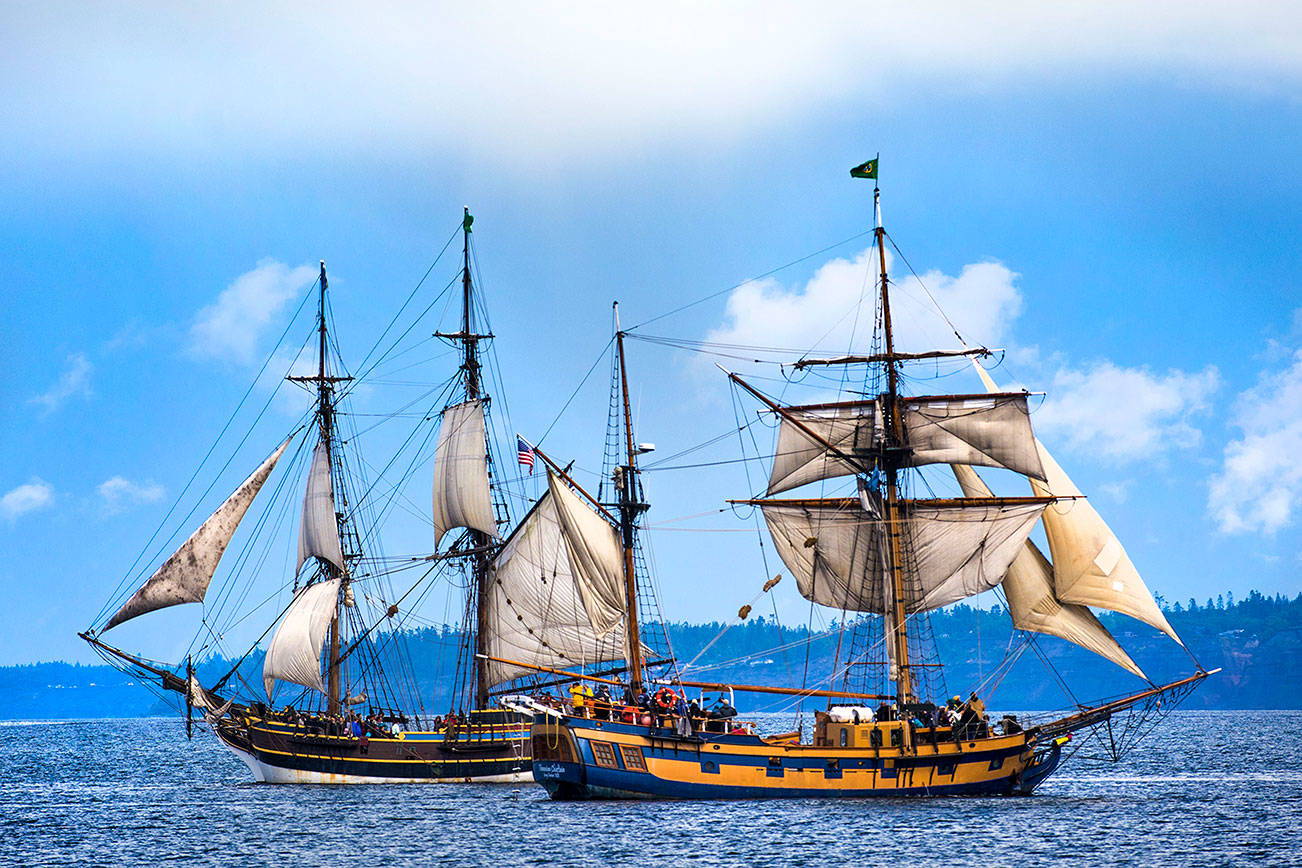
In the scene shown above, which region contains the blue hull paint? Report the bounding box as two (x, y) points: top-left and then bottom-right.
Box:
(531, 719), (1065, 801)
(534, 758), (1042, 800)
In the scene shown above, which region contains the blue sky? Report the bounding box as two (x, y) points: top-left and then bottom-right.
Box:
(2, 4), (1300, 664)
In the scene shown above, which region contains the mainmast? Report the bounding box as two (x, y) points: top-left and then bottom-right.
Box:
(460, 209), (493, 710)
(614, 305), (646, 696)
(872, 182), (914, 710)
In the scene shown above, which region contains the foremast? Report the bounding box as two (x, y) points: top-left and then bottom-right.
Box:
(729, 162), (1057, 720)
(287, 261), (352, 716)
(872, 182), (915, 710)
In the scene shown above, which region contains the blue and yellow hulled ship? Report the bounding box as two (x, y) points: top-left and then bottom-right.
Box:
(521, 168), (1211, 800)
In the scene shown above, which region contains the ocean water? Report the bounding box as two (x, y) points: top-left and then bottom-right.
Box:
(1, 711), (1298, 866)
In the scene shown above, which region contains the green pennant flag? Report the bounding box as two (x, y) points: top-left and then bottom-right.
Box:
(850, 158), (878, 180)
(463, 211), (474, 232)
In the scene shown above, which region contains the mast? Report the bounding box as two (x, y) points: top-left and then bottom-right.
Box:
(460, 209), (493, 710)
(614, 305), (646, 696)
(873, 179), (914, 710)
(317, 261), (344, 717)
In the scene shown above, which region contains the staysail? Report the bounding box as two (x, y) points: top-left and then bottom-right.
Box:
(761, 488), (1048, 615)
(262, 578), (341, 698)
(767, 394), (1046, 495)
(482, 471), (627, 686)
(297, 436), (345, 574)
(104, 436), (293, 631)
(952, 464), (1147, 679)
(431, 399), (498, 548)
(971, 366), (1180, 644)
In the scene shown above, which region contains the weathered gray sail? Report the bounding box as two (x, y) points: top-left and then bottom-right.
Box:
(104, 436), (293, 631)
(952, 464), (1147, 679)
(767, 394), (1046, 495)
(297, 436), (345, 574)
(971, 365), (1180, 644)
(262, 578), (340, 698)
(482, 471), (627, 686)
(761, 490), (1047, 614)
(431, 399), (498, 548)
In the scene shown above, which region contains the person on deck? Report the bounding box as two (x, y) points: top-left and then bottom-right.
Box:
(593, 685), (613, 720)
(569, 682), (593, 717)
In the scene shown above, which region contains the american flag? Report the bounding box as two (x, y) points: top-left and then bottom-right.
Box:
(516, 435), (535, 473)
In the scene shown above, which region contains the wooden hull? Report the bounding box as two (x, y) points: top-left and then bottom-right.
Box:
(530, 715), (1063, 800)
(215, 708), (532, 784)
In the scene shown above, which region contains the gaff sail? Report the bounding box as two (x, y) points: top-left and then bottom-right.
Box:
(105, 436), (294, 631)
(482, 471), (627, 686)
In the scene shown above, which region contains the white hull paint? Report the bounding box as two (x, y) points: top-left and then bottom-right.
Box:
(219, 740), (529, 785)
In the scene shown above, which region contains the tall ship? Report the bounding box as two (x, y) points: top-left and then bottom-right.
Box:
(83, 212), (547, 783)
(527, 162), (1216, 799)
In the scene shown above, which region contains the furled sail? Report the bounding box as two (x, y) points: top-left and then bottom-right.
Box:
(767, 394), (1046, 495)
(104, 436), (293, 631)
(262, 578), (341, 698)
(952, 464), (1147, 679)
(970, 365), (1181, 644)
(431, 399), (498, 548)
(761, 489), (1047, 614)
(297, 436), (345, 574)
(482, 471), (627, 686)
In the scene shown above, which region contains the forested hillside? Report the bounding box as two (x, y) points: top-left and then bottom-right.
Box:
(4, 591), (1297, 719)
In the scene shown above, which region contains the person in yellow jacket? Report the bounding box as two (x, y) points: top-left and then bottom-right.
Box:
(568, 682), (593, 716)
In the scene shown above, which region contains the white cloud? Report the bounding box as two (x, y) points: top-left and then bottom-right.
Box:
(706, 246), (1223, 469)
(30, 353), (92, 414)
(705, 246), (1022, 362)
(2, 479), (54, 520)
(1034, 362), (1220, 463)
(1209, 348), (1302, 534)
(98, 476), (165, 514)
(189, 260), (316, 364)
(2, 4), (1298, 163)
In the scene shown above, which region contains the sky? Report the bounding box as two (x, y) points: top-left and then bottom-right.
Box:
(2, 2), (1301, 665)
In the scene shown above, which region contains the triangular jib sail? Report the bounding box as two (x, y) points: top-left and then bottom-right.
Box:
(297, 436), (345, 574)
(970, 365), (1180, 644)
(482, 470), (627, 686)
(431, 399), (498, 548)
(767, 394), (1046, 495)
(104, 436), (293, 631)
(952, 464), (1147, 680)
(262, 578), (341, 698)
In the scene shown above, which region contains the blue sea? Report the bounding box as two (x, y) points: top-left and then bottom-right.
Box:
(2, 711), (1298, 866)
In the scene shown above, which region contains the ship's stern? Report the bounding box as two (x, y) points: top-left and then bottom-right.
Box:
(529, 716), (589, 799)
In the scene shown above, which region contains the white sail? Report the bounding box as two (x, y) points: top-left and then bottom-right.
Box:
(971, 365), (1180, 644)
(762, 490), (1047, 614)
(105, 436), (293, 631)
(952, 464), (1147, 680)
(431, 399), (498, 548)
(482, 471), (627, 686)
(262, 578), (340, 698)
(297, 436), (345, 574)
(767, 394), (1046, 495)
